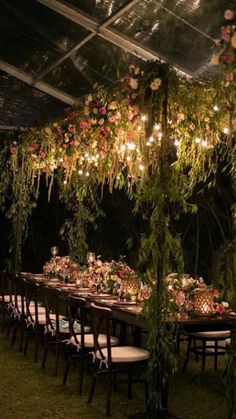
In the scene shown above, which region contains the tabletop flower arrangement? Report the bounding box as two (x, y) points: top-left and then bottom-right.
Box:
(43, 256), (71, 279)
(165, 273), (226, 317)
(79, 258), (141, 300)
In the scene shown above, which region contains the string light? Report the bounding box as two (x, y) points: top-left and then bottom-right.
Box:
(154, 123), (160, 131)
(120, 144), (126, 152)
(78, 169), (83, 175)
(139, 164), (144, 171)
(137, 125), (141, 131)
(213, 105), (219, 112)
(126, 156), (131, 161)
(127, 143), (136, 150)
(63, 180), (67, 185)
(149, 136), (154, 143)
(85, 171), (90, 177)
(141, 114), (147, 122)
(202, 139), (208, 147)
(174, 139), (180, 146)
(223, 127), (229, 134)
(146, 141), (151, 146)
(195, 137), (201, 144)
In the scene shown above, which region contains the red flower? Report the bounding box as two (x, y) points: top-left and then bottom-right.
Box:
(39, 152), (46, 158)
(213, 289), (219, 298)
(100, 126), (110, 137)
(67, 111), (78, 120)
(68, 124), (76, 132)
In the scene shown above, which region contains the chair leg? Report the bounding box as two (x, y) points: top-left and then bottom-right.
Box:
(41, 345), (48, 370)
(11, 323), (17, 347)
(34, 332), (39, 363)
(128, 365), (133, 399)
(63, 360), (71, 386)
(193, 338), (199, 361)
(214, 340), (218, 371)
(183, 336), (192, 373)
(105, 373), (112, 417)
(78, 354), (84, 395)
(19, 322), (25, 352)
(201, 340), (206, 383)
(54, 341), (60, 376)
(24, 333), (29, 356)
(88, 375), (97, 404)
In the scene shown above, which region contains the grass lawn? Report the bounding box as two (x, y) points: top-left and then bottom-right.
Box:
(0, 332), (228, 419)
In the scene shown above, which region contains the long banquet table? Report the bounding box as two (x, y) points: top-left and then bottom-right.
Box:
(19, 272), (236, 334)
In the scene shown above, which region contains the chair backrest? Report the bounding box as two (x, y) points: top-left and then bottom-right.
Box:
(90, 304), (113, 366)
(66, 295), (87, 349)
(23, 278), (40, 325)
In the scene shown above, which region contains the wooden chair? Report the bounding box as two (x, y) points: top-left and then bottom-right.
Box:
(183, 330), (231, 381)
(88, 304), (149, 416)
(23, 279), (46, 362)
(41, 286), (68, 375)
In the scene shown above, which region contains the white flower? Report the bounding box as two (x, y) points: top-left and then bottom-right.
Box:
(108, 101), (117, 110)
(129, 77), (138, 90)
(150, 78), (162, 91)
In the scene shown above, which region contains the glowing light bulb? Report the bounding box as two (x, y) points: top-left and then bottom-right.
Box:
(85, 153), (89, 158)
(213, 105), (219, 112)
(146, 141), (151, 146)
(78, 169), (83, 175)
(141, 114), (147, 122)
(202, 139), (208, 147)
(120, 144), (126, 152)
(137, 125), (141, 131)
(126, 156), (131, 161)
(154, 123), (160, 131)
(223, 127), (229, 134)
(63, 180), (67, 185)
(139, 164), (144, 171)
(149, 136), (154, 143)
(195, 137), (201, 144)
(174, 139), (180, 146)
(127, 143), (136, 150)
(85, 171), (90, 177)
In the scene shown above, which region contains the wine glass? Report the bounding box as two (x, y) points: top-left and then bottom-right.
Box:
(51, 246), (59, 258)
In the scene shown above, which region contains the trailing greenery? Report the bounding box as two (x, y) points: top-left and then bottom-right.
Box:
(58, 174), (103, 264)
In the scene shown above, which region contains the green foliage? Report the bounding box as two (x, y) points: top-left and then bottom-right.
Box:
(58, 174), (103, 264)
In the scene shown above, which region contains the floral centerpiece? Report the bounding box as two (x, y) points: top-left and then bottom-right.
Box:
(79, 258), (141, 300)
(43, 256), (71, 279)
(165, 273), (226, 317)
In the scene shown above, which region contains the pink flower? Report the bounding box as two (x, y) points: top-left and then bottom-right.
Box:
(224, 9), (234, 20)
(115, 111), (121, 120)
(108, 115), (116, 123)
(39, 152), (46, 158)
(175, 291), (186, 306)
(99, 107), (107, 115)
(68, 124), (76, 132)
(221, 26), (231, 43)
(79, 120), (89, 130)
(216, 304), (225, 315)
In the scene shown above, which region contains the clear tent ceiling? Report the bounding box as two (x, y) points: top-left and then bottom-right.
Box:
(0, 0), (232, 128)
